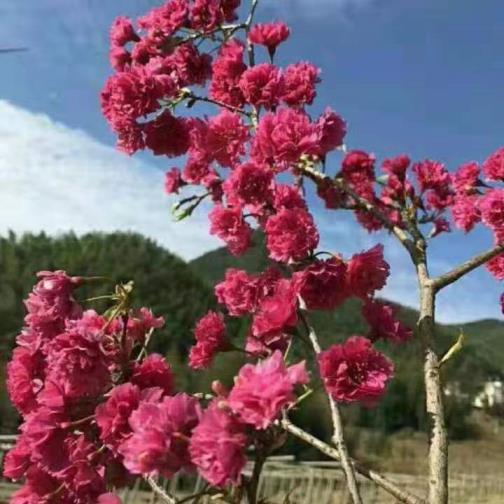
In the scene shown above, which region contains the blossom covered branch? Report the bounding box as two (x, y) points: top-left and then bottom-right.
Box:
(4, 1), (504, 504)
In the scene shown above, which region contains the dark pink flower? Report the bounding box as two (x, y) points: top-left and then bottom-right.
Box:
(110, 16), (138, 47)
(486, 252), (504, 280)
(453, 162), (480, 194)
(165, 168), (183, 194)
(431, 217), (451, 238)
(265, 208), (319, 262)
(412, 159), (450, 192)
(3, 435), (31, 480)
(24, 270), (82, 342)
(144, 111), (190, 157)
(318, 336), (394, 405)
(281, 62), (320, 107)
(253, 108), (321, 168)
(45, 311), (111, 400)
(316, 108), (347, 157)
(131, 354), (174, 395)
(209, 205), (252, 256)
(451, 194), (481, 232)
(190, 0), (223, 33)
(189, 311), (228, 369)
(210, 40), (246, 107)
(96, 383), (143, 450)
(249, 22), (290, 58)
(6, 347), (45, 415)
(362, 300), (412, 344)
(252, 279), (298, 337)
(482, 147), (504, 182)
(119, 393), (201, 478)
(138, 0), (189, 35)
(228, 351), (308, 429)
(206, 111), (250, 168)
(189, 400), (248, 487)
(223, 161), (274, 207)
(346, 244), (390, 299)
(21, 407), (70, 473)
(215, 269), (259, 316)
(109, 46), (131, 71)
(293, 257), (348, 311)
(101, 68), (172, 130)
(480, 189), (504, 232)
(342, 150), (376, 190)
(273, 184), (307, 210)
(238, 63), (284, 110)
(127, 307), (165, 343)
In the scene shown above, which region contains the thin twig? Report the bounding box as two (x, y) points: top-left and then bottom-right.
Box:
(298, 302), (363, 504)
(298, 164), (415, 255)
(281, 419), (426, 504)
(186, 92), (252, 117)
(146, 477), (178, 504)
(431, 241), (504, 292)
(245, 0), (259, 67)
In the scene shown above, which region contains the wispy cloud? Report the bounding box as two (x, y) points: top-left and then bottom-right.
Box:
(0, 100), (219, 260)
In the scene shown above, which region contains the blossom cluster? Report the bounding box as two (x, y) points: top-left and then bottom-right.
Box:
(3, 272), (314, 500)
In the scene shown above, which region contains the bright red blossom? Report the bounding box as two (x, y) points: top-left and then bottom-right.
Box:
(293, 257), (348, 311)
(119, 393), (201, 478)
(131, 354), (174, 394)
(482, 147), (504, 182)
(238, 63), (284, 110)
(189, 400), (248, 487)
(209, 205), (252, 256)
(281, 62), (320, 107)
(189, 311), (228, 369)
(362, 300), (412, 344)
(228, 351), (309, 429)
(318, 336), (394, 405)
(206, 111), (250, 167)
(346, 245), (390, 299)
(248, 22), (290, 57)
(480, 189), (504, 232)
(264, 208), (319, 262)
(215, 269), (259, 316)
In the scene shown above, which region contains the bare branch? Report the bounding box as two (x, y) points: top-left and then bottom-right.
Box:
(146, 477), (178, 504)
(298, 304), (362, 504)
(281, 419), (426, 504)
(298, 165), (416, 255)
(432, 241), (504, 292)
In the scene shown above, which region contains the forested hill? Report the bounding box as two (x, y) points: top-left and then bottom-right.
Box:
(0, 231), (502, 440)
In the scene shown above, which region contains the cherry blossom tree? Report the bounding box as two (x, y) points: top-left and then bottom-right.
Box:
(3, 1), (504, 504)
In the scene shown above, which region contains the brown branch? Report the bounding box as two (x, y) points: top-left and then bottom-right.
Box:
(298, 165), (416, 255)
(298, 304), (363, 504)
(186, 92), (252, 117)
(281, 419), (426, 504)
(146, 477), (178, 504)
(431, 241), (504, 292)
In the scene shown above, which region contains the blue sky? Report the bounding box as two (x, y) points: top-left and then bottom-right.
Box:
(0, 0), (502, 322)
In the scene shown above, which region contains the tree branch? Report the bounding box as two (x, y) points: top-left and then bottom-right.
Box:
(298, 305), (363, 504)
(298, 165), (416, 255)
(146, 477), (178, 504)
(281, 418), (426, 504)
(431, 241), (504, 292)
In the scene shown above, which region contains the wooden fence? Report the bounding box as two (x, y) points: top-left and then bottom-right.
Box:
(1, 437), (504, 503)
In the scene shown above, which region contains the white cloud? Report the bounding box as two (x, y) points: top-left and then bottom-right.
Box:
(0, 100), (219, 260)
